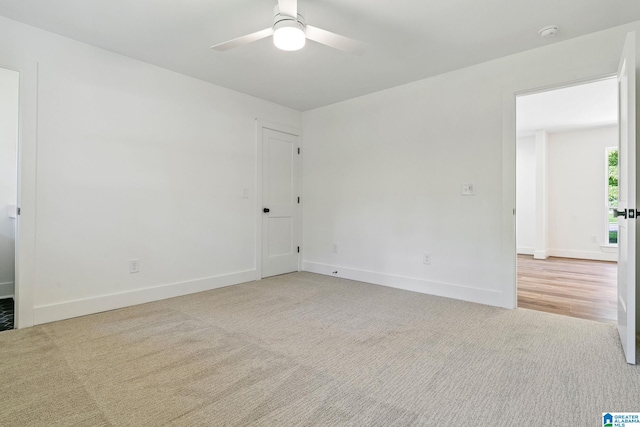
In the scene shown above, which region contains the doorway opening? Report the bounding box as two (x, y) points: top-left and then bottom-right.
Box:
(0, 66), (20, 331)
(515, 77), (619, 324)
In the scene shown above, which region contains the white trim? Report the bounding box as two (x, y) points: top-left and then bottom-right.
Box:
(533, 130), (549, 260)
(533, 249), (549, 260)
(255, 119), (302, 280)
(546, 249), (617, 262)
(0, 281), (14, 299)
(255, 121), (263, 281)
(257, 119), (301, 138)
(33, 270), (256, 325)
(503, 64), (619, 310)
(517, 247), (535, 255)
(0, 53), (38, 329)
(297, 130), (304, 272)
(302, 261), (506, 308)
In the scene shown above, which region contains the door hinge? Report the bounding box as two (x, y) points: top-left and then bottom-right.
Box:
(297, 246), (300, 253)
(297, 147), (300, 154)
(298, 197), (300, 204)
(17, 207), (20, 215)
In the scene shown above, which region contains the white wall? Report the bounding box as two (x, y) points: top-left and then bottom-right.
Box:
(516, 136), (536, 254)
(302, 21), (640, 308)
(302, 61), (507, 306)
(0, 17), (301, 324)
(0, 66), (18, 298)
(548, 126), (618, 260)
(517, 126), (618, 261)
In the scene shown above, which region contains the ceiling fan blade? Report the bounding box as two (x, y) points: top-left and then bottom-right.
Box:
(278, 0), (297, 18)
(210, 28), (274, 51)
(305, 25), (368, 56)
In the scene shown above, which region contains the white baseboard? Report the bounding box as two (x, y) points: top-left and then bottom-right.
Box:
(524, 248), (616, 262)
(547, 249), (617, 262)
(33, 270), (256, 325)
(0, 281), (14, 299)
(517, 247), (534, 255)
(302, 261), (505, 308)
(533, 249), (549, 260)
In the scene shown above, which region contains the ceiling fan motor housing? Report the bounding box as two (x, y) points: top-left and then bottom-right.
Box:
(273, 5), (305, 29)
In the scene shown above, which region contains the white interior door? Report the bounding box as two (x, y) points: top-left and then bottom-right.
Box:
(261, 128), (299, 278)
(616, 31), (636, 365)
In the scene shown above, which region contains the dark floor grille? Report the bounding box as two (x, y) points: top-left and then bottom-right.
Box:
(0, 298), (14, 331)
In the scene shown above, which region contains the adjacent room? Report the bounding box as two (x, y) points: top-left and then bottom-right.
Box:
(515, 78), (619, 323)
(0, 66), (18, 332)
(0, 0), (639, 425)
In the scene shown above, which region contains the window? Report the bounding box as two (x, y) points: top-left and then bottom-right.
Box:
(606, 147), (618, 245)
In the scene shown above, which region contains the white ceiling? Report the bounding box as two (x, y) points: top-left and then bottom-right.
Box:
(1, 0), (639, 111)
(516, 78), (618, 136)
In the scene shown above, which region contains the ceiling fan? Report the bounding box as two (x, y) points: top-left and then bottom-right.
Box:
(210, 0), (368, 55)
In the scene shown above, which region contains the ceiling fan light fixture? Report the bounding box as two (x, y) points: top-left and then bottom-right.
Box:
(273, 20), (306, 51)
(212, 1), (367, 55)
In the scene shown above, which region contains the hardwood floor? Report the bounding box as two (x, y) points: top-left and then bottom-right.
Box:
(517, 255), (617, 324)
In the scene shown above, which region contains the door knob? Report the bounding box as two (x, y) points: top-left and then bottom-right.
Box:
(263, 208), (270, 213)
(614, 209), (628, 219)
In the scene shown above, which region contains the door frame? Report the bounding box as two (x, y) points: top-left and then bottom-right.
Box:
(255, 119), (302, 280)
(0, 53), (37, 329)
(502, 63), (621, 309)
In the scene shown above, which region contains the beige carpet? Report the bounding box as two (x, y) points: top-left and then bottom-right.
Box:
(0, 272), (638, 426)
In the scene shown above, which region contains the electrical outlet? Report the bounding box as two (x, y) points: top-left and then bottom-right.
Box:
(331, 243), (338, 253)
(423, 253), (431, 265)
(129, 259), (140, 274)
(242, 188), (249, 198)
(590, 236), (598, 243)
(462, 183), (475, 195)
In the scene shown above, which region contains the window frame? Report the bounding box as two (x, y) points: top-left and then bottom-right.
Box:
(605, 146), (619, 246)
